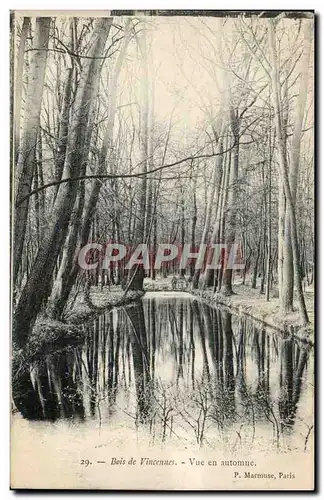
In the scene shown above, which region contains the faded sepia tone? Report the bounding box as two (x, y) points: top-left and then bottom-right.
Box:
(10, 10), (315, 490)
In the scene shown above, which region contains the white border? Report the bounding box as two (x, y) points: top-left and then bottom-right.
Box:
(1, 2), (321, 498)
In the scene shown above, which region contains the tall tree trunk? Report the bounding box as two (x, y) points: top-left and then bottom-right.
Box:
(278, 168), (285, 297)
(203, 140), (224, 288)
(124, 21), (149, 291)
(251, 230), (262, 289)
(260, 161), (267, 295)
(266, 150), (272, 301)
(190, 176), (197, 278)
(192, 130), (223, 288)
(281, 19), (312, 312)
(180, 187), (186, 277)
(277, 73), (288, 299)
(13, 18), (112, 347)
(48, 20), (132, 318)
(145, 50), (155, 242)
(217, 137), (232, 292)
(53, 66), (73, 201)
(268, 19), (309, 325)
(222, 114), (240, 295)
(13, 17), (51, 289)
(14, 17), (30, 165)
(151, 215), (157, 280)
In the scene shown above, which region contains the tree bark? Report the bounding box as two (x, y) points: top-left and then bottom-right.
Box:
(281, 19), (312, 312)
(190, 175), (197, 278)
(124, 20), (149, 291)
(13, 18), (113, 347)
(268, 19), (309, 325)
(14, 17), (30, 164)
(13, 17), (51, 289)
(222, 114), (240, 295)
(47, 20), (131, 318)
(192, 129), (223, 289)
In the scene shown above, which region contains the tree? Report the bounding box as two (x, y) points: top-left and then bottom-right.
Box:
(13, 17), (51, 289)
(281, 19), (313, 312)
(13, 18), (113, 347)
(47, 19), (132, 318)
(268, 18), (309, 325)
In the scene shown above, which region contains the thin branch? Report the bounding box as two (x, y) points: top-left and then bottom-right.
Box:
(16, 139), (238, 207)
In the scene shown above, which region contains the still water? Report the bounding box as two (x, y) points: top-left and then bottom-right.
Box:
(13, 292), (314, 454)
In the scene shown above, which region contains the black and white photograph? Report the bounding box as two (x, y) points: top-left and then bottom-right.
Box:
(10, 9), (315, 490)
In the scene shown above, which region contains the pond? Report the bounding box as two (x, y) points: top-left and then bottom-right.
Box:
(13, 292), (314, 455)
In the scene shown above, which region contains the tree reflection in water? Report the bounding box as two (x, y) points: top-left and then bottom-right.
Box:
(13, 296), (313, 452)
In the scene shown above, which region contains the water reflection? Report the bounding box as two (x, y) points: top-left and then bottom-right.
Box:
(13, 295), (313, 451)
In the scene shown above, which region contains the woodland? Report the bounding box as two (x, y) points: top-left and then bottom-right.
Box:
(11, 11), (314, 352)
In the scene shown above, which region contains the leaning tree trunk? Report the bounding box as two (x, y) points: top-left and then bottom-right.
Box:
(47, 19), (131, 318)
(46, 81), (99, 319)
(53, 66), (73, 202)
(13, 18), (112, 347)
(13, 17), (51, 290)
